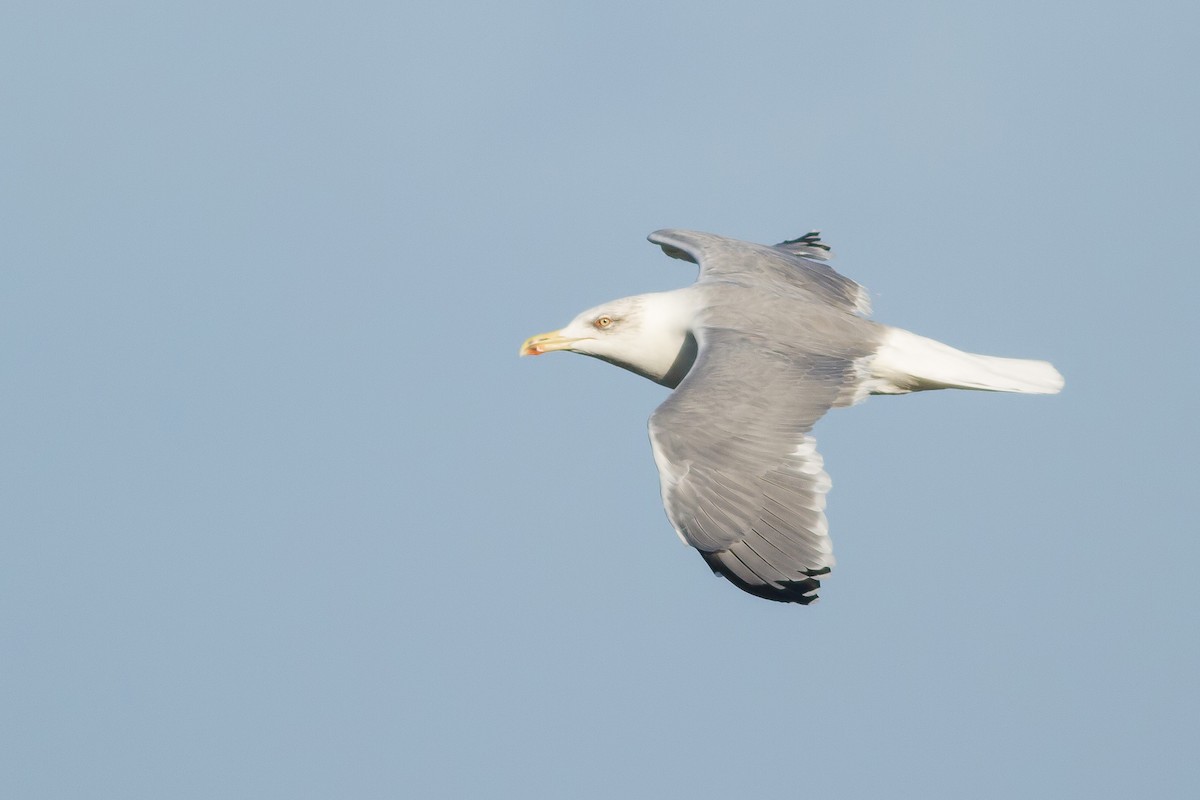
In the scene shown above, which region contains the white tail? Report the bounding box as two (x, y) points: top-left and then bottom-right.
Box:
(869, 327), (1064, 395)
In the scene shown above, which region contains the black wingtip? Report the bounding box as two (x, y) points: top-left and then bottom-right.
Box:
(701, 551), (825, 605)
(775, 230), (834, 261)
(779, 231), (831, 251)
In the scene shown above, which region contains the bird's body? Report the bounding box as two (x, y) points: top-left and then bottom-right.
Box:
(521, 229), (1062, 604)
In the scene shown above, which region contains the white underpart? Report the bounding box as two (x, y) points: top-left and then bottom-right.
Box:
(622, 290), (700, 382)
(866, 327), (1065, 396)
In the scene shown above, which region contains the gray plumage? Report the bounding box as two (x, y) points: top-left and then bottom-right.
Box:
(521, 229), (1063, 605)
(645, 230), (880, 603)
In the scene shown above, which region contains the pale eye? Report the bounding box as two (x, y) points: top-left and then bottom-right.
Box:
(594, 315), (614, 329)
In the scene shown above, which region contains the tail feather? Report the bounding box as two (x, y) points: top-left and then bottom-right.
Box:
(869, 328), (1064, 395)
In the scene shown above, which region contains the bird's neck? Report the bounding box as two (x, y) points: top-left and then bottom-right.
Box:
(612, 290), (699, 388)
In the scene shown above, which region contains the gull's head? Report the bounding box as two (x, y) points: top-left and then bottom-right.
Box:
(520, 291), (697, 387)
(520, 295), (646, 359)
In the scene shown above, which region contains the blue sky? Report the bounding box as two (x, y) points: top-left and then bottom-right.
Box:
(3, 1), (1197, 797)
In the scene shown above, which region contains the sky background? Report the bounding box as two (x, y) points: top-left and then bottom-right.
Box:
(3, 1), (1197, 797)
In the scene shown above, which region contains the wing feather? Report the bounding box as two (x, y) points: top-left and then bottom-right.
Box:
(648, 228), (871, 315)
(647, 328), (865, 604)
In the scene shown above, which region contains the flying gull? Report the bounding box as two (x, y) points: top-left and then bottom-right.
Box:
(520, 229), (1063, 604)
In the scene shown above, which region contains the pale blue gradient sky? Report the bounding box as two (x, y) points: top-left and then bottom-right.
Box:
(2, 1), (1197, 798)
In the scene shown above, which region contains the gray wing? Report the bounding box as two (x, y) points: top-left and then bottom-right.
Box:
(648, 228), (871, 315)
(647, 327), (860, 604)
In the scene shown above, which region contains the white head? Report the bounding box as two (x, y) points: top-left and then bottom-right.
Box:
(520, 291), (697, 387)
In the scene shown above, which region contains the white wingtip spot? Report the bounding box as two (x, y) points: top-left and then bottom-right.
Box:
(854, 287), (872, 317)
(792, 436), (817, 459)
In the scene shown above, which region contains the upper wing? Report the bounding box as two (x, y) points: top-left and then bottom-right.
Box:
(647, 327), (863, 604)
(648, 228), (871, 316)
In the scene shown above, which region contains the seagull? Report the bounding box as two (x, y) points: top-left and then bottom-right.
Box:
(520, 229), (1063, 604)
